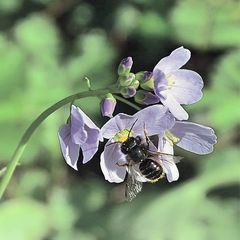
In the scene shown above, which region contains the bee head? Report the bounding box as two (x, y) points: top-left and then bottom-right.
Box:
(121, 137), (137, 154)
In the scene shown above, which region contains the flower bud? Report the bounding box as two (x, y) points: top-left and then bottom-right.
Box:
(135, 71), (154, 91)
(118, 57), (133, 76)
(134, 90), (160, 105)
(119, 73), (135, 87)
(100, 93), (116, 118)
(131, 79), (140, 89)
(120, 86), (137, 98)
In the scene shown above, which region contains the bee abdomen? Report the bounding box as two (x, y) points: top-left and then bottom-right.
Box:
(139, 159), (164, 182)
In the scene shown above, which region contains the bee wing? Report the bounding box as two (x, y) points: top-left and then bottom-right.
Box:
(125, 166), (143, 202)
(149, 152), (183, 165)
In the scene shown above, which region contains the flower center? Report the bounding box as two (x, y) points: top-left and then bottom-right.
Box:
(164, 130), (180, 144)
(114, 129), (133, 142)
(166, 76), (175, 89)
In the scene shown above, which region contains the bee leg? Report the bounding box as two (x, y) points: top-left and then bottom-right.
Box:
(116, 162), (129, 167)
(143, 124), (150, 149)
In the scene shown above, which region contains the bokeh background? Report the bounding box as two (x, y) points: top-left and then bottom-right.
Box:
(0, 0), (239, 239)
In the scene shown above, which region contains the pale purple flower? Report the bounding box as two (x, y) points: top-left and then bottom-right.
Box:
(166, 121), (217, 154)
(153, 46), (203, 120)
(58, 105), (103, 170)
(100, 105), (176, 183)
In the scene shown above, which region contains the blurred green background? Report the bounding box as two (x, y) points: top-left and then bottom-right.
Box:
(0, 0), (239, 239)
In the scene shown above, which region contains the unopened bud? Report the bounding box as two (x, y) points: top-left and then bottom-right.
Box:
(100, 93), (116, 118)
(135, 71), (154, 91)
(118, 57), (133, 76)
(134, 90), (160, 105)
(119, 73), (135, 87)
(120, 86), (136, 98)
(131, 79), (140, 89)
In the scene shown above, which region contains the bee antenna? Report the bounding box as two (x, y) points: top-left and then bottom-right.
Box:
(128, 118), (138, 138)
(106, 141), (122, 147)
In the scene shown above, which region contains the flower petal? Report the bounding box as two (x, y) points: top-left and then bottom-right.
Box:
(153, 47), (191, 74)
(158, 137), (179, 182)
(170, 121), (217, 154)
(160, 93), (189, 120)
(100, 139), (127, 183)
(71, 105), (103, 143)
(71, 105), (87, 144)
(101, 114), (142, 139)
(142, 92), (160, 105)
(134, 105), (176, 136)
(170, 69), (203, 104)
(58, 124), (80, 170)
(81, 127), (101, 164)
(153, 69), (168, 100)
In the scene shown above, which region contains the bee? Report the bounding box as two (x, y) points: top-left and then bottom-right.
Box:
(118, 120), (182, 201)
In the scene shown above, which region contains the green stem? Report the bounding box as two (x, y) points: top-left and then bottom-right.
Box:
(0, 87), (119, 200)
(113, 95), (141, 111)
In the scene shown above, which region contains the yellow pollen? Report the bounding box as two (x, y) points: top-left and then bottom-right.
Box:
(114, 129), (132, 142)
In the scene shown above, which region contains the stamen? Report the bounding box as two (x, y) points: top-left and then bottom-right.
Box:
(164, 130), (180, 144)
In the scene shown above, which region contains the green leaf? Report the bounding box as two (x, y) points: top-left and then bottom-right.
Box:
(139, 11), (167, 37)
(0, 35), (26, 98)
(48, 188), (78, 232)
(190, 49), (240, 132)
(18, 169), (50, 197)
(65, 32), (115, 84)
(0, 199), (50, 240)
(114, 5), (141, 34)
(15, 14), (60, 61)
(0, 0), (22, 13)
(170, 0), (240, 48)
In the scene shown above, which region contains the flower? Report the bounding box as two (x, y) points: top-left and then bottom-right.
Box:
(100, 105), (176, 183)
(164, 121), (217, 154)
(153, 46), (204, 120)
(58, 105), (103, 170)
(100, 93), (116, 118)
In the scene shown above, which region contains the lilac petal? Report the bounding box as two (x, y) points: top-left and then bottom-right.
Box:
(142, 92), (160, 105)
(101, 114), (142, 139)
(81, 127), (100, 164)
(158, 137), (179, 182)
(71, 105), (87, 144)
(170, 69), (203, 104)
(100, 140), (127, 183)
(134, 105), (176, 136)
(170, 121), (217, 154)
(153, 47), (191, 74)
(160, 94), (189, 120)
(58, 125), (80, 170)
(153, 69), (168, 100)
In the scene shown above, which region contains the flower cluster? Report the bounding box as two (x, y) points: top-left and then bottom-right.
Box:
(58, 47), (217, 196)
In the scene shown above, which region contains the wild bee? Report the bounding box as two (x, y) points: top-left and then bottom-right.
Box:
(118, 120), (182, 201)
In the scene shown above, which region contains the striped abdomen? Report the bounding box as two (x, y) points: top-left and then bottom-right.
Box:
(139, 159), (164, 182)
